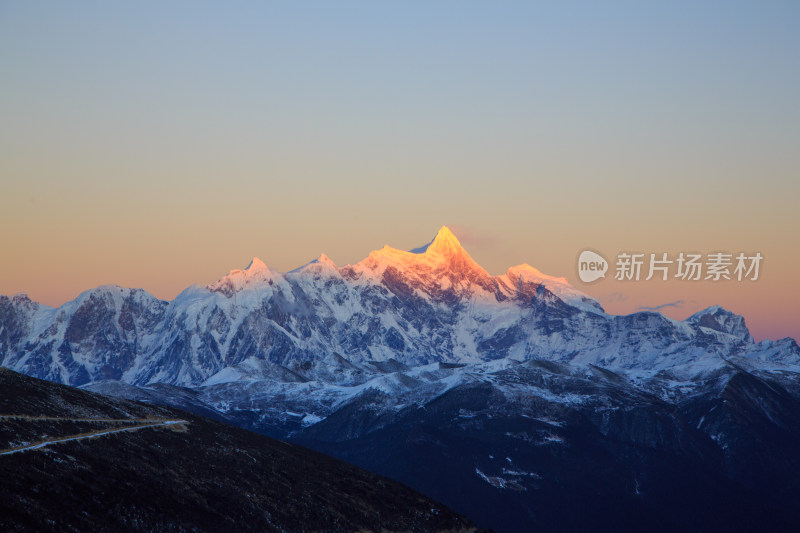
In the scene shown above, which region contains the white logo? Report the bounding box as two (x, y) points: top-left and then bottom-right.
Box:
(578, 250), (608, 283)
(576, 250), (762, 283)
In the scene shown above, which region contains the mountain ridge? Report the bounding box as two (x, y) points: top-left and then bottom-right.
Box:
(4, 227), (800, 532)
(1, 226), (795, 390)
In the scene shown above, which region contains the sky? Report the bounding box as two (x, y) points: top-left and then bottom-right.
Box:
(1, 1), (798, 341)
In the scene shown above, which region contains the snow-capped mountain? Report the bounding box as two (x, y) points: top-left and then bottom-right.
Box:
(1, 226), (793, 389)
(4, 226), (800, 532)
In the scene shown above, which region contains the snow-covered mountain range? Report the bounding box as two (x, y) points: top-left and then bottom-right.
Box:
(4, 226), (800, 531)
(1, 226), (796, 389)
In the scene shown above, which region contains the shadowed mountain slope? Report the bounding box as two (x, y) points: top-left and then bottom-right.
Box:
(0, 368), (477, 533)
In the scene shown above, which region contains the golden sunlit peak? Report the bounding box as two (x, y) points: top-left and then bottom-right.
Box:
(422, 226), (464, 257)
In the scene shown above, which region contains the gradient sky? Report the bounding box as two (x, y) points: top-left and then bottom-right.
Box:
(1, 2), (798, 341)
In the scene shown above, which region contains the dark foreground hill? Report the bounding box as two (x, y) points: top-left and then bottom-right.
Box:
(0, 368), (477, 533)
